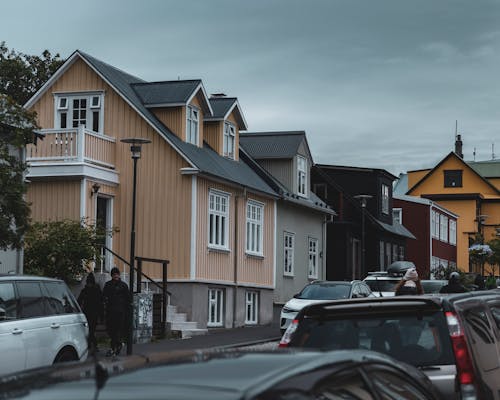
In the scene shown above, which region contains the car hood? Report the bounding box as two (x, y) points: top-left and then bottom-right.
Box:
(283, 298), (339, 311)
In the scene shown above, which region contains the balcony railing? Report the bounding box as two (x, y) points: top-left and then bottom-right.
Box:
(27, 126), (116, 169)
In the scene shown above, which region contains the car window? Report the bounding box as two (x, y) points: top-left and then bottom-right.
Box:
(364, 280), (399, 293)
(315, 370), (375, 400)
(289, 311), (455, 367)
(489, 305), (500, 330)
(43, 282), (79, 314)
(369, 369), (430, 400)
(16, 281), (50, 318)
(360, 284), (372, 297)
(463, 306), (494, 344)
(0, 282), (18, 320)
(297, 284), (351, 300)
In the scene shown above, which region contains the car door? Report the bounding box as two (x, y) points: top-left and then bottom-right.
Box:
(0, 281), (26, 375)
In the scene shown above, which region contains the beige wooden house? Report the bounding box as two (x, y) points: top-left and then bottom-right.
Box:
(24, 51), (279, 329)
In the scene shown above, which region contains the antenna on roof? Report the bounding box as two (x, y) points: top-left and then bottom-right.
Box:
(455, 120), (458, 139)
(473, 147), (476, 161)
(178, 76), (180, 80)
(492, 143), (496, 160)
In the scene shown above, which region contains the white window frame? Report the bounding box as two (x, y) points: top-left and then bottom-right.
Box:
(207, 288), (224, 327)
(449, 219), (457, 245)
(208, 190), (230, 250)
(223, 121), (236, 159)
(440, 214), (448, 242)
(246, 200), (264, 256)
(381, 184), (389, 215)
(308, 237), (319, 279)
(297, 155), (308, 197)
(54, 93), (104, 133)
(432, 210), (440, 239)
(186, 105), (199, 145)
(393, 208), (402, 225)
(245, 291), (258, 325)
(284, 232), (295, 276)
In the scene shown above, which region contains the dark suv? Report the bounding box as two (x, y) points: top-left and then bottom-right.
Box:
(279, 291), (500, 399)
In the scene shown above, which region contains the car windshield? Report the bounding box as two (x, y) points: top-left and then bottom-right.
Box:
(297, 284), (351, 300)
(364, 280), (399, 293)
(289, 311), (455, 367)
(421, 281), (446, 294)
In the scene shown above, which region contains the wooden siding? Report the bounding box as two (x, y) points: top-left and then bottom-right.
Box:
(408, 169), (431, 191)
(27, 180), (81, 221)
(85, 181), (117, 222)
(195, 178), (274, 286)
(28, 58), (193, 281)
(488, 178), (500, 190)
(151, 107), (184, 141)
(204, 121), (222, 154)
(260, 159), (294, 191)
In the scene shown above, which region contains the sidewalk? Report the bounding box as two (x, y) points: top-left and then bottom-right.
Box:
(131, 324), (281, 354)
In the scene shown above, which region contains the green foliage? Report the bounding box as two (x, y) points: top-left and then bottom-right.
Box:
(486, 238), (500, 275)
(0, 42), (64, 105)
(432, 263), (459, 280)
(24, 219), (105, 283)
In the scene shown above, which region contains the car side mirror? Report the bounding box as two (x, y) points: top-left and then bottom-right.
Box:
(293, 294), (299, 298)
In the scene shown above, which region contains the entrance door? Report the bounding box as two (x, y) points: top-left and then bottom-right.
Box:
(96, 196), (112, 272)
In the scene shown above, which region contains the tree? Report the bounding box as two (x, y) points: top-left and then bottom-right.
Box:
(486, 238), (500, 276)
(0, 42), (64, 105)
(24, 219), (105, 283)
(0, 94), (38, 250)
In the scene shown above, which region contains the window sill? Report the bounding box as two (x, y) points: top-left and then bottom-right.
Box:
(245, 252), (264, 260)
(283, 273), (294, 278)
(208, 246), (230, 254)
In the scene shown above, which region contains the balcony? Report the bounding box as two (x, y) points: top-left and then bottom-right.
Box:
(26, 127), (119, 183)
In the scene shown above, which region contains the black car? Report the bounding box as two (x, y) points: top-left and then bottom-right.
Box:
(0, 348), (440, 400)
(279, 291), (500, 400)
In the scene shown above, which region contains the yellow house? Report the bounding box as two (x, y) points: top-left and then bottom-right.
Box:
(407, 151), (500, 273)
(23, 50), (280, 329)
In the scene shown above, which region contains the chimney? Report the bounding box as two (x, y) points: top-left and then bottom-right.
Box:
(455, 134), (463, 158)
(211, 93), (226, 98)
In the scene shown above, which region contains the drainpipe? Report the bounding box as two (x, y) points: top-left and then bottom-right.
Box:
(232, 188), (246, 328)
(322, 214), (333, 280)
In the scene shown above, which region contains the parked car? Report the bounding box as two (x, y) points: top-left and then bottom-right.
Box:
(363, 260), (416, 297)
(421, 279), (448, 293)
(280, 280), (373, 333)
(0, 275), (88, 376)
(0, 348), (441, 400)
(279, 291), (500, 399)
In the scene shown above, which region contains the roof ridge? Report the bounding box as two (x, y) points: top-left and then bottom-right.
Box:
(131, 79), (202, 86)
(77, 50), (145, 83)
(241, 131), (305, 136)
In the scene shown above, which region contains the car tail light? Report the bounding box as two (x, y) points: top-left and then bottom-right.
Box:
(278, 319), (299, 348)
(445, 311), (477, 396)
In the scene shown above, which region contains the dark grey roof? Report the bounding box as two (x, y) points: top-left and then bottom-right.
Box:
(206, 97), (237, 119)
(78, 51), (277, 197)
(376, 219), (416, 240)
(468, 159), (500, 178)
(131, 80), (202, 106)
(240, 131), (306, 159)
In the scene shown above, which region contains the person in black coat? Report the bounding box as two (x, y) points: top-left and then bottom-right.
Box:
(78, 272), (103, 353)
(103, 267), (131, 356)
(440, 272), (468, 294)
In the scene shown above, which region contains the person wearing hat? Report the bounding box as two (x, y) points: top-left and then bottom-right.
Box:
(440, 272), (467, 294)
(78, 272), (103, 353)
(394, 268), (424, 296)
(103, 267), (131, 356)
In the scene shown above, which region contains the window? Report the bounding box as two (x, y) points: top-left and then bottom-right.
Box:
(186, 105), (199, 145)
(208, 288), (224, 327)
(208, 190), (229, 249)
(444, 170), (463, 187)
(392, 244), (398, 263)
(17, 282), (49, 319)
(0, 283), (17, 320)
(246, 200), (263, 255)
(379, 241), (385, 269)
(284, 232), (295, 276)
(385, 242), (391, 265)
(398, 245), (405, 260)
(392, 208), (402, 224)
(55, 93), (103, 133)
(381, 184), (389, 214)
(245, 291), (258, 325)
(308, 237), (319, 278)
(43, 282), (79, 314)
(449, 219), (457, 245)
(297, 155), (307, 197)
(223, 122), (235, 159)
(431, 210), (438, 239)
(440, 214), (448, 242)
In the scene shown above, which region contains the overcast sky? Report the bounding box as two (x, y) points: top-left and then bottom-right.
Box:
(2, 0), (499, 175)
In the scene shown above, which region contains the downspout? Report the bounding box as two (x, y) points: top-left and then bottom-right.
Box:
(232, 188), (246, 328)
(322, 213), (334, 280)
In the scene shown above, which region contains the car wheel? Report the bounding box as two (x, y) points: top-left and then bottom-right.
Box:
(53, 347), (78, 363)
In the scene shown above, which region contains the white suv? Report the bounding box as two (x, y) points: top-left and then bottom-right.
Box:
(0, 275), (89, 376)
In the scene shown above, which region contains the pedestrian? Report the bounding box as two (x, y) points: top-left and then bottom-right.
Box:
(486, 273), (497, 290)
(394, 268), (424, 295)
(439, 272), (467, 294)
(77, 272), (103, 353)
(103, 267), (131, 356)
(473, 274), (485, 290)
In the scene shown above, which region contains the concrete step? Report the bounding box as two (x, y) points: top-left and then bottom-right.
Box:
(167, 313), (187, 323)
(178, 328), (208, 339)
(169, 321), (198, 331)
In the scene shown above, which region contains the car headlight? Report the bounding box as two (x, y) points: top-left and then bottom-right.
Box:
(282, 307), (296, 313)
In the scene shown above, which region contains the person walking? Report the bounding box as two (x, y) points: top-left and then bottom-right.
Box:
(77, 272), (103, 353)
(439, 272), (467, 294)
(103, 267), (131, 356)
(394, 268), (424, 296)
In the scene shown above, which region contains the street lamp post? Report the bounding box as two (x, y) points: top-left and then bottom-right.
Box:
(354, 195), (372, 280)
(121, 137), (151, 356)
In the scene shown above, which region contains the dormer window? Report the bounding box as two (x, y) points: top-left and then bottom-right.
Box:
(381, 184), (389, 214)
(297, 155), (308, 197)
(55, 93), (103, 133)
(223, 122), (235, 159)
(186, 105), (199, 145)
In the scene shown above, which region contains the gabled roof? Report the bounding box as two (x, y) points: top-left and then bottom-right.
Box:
(131, 80), (212, 114)
(315, 164), (398, 181)
(23, 50), (277, 198)
(393, 194), (459, 218)
(407, 151), (500, 196)
(240, 131), (311, 160)
(205, 97), (248, 130)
